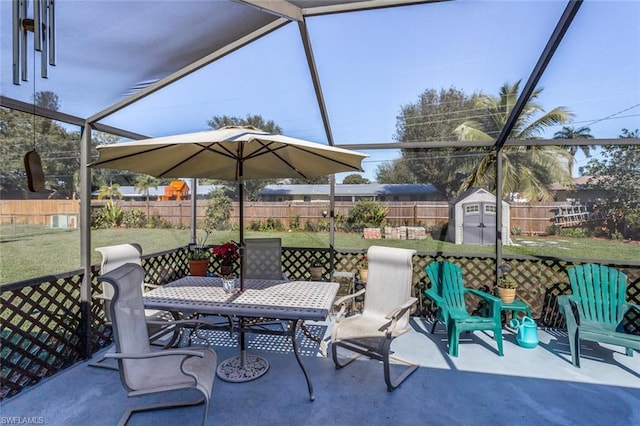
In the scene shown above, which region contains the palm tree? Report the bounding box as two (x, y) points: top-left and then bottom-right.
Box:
(553, 125), (594, 175)
(454, 80), (574, 201)
(134, 175), (159, 217)
(97, 183), (123, 202)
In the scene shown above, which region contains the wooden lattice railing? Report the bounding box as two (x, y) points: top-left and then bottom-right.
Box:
(2, 247), (639, 400)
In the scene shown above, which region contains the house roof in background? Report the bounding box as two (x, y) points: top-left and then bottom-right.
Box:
(91, 183), (220, 198)
(258, 183), (436, 196)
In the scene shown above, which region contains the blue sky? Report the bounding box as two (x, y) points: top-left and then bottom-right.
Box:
(104, 0), (640, 182)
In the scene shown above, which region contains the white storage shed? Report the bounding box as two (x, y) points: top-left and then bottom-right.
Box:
(446, 188), (512, 245)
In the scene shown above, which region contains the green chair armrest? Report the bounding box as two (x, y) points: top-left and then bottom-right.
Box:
(424, 288), (444, 305)
(467, 288), (501, 304)
(467, 288), (502, 319)
(557, 295), (578, 329)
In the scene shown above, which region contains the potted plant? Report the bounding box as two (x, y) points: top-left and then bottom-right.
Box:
(187, 233), (210, 276)
(213, 241), (239, 277)
(497, 275), (517, 304)
(356, 254), (368, 283)
(309, 261), (323, 281)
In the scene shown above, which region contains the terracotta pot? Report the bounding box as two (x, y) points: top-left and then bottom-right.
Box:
(189, 259), (209, 276)
(358, 268), (368, 283)
(309, 266), (323, 281)
(497, 287), (516, 304)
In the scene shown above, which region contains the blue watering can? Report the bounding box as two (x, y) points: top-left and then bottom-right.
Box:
(509, 316), (539, 349)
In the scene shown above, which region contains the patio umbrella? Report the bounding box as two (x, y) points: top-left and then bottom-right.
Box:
(90, 125), (367, 289)
(90, 125), (367, 381)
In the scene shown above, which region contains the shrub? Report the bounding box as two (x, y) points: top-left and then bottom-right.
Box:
(346, 199), (388, 232)
(91, 202), (123, 229)
(304, 221), (319, 232)
(147, 215), (173, 229)
(247, 218), (284, 232)
(511, 224), (522, 236)
(91, 209), (109, 229)
(427, 222), (448, 240)
(204, 188), (233, 231)
(334, 211), (347, 232)
(546, 224), (561, 235)
(559, 227), (590, 238)
(123, 208), (147, 228)
(263, 217), (285, 232)
(290, 214), (301, 231)
(104, 202), (124, 227)
(624, 208), (640, 240)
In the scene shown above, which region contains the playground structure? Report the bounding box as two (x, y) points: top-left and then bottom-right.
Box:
(158, 181), (189, 201)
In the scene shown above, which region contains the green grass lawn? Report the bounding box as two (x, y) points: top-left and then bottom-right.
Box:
(1, 225), (639, 285)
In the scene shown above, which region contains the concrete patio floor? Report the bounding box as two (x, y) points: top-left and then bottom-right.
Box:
(1, 316), (638, 425)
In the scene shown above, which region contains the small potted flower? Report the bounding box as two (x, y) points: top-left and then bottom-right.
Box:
(497, 275), (518, 304)
(356, 254), (368, 283)
(309, 260), (323, 281)
(187, 232), (211, 276)
(213, 241), (239, 277)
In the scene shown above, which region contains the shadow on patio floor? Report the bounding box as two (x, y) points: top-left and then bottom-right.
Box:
(1, 317), (638, 425)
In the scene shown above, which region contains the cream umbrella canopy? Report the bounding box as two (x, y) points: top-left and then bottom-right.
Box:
(90, 125), (366, 181)
(91, 125), (367, 289)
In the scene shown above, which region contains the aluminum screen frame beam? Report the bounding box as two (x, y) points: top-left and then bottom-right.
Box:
(492, 0), (583, 285)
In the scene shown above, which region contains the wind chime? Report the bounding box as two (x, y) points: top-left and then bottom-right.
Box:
(13, 0), (57, 192)
(13, 0), (56, 85)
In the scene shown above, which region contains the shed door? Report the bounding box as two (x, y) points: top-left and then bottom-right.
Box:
(463, 202), (496, 245)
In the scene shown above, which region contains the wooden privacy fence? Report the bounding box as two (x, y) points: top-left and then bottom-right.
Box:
(0, 200), (80, 227)
(2, 199), (568, 235)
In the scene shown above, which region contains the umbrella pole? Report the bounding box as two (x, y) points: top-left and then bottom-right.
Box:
(216, 163), (269, 382)
(238, 172), (246, 365)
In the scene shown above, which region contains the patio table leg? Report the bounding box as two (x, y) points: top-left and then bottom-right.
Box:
(291, 320), (315, 401)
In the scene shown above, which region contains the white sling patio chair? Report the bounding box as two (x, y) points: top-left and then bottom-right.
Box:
(91, 243), (180, 369)
(99, 263), (217, 426)
(331, 245), (419, 391)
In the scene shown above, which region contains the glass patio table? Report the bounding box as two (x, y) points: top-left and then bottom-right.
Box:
(143, 276), (339, 401)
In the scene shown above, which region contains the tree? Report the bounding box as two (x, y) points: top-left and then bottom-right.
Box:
(454, 80), (574, 201)
(585, 129), (640, 238)
(207, 114), (282, 134)
(287, 176), (330, 185)
(204, 188), (234, 231)
(97, 183), (123, 201)
(342, 174), (370, 184)
(553, 125), (595, 174)
(0, 92), (80, 199)
(375, 160), (415, 184)
(90, 131), (127, 191)
(135, 175), (159, 217)
(393, 87), (479, 198)
(206, 114), (282, 200)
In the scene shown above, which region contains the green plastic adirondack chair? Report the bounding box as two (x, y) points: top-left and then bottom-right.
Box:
(558, 264), (640, 367)
(425, 261), (504, 357)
